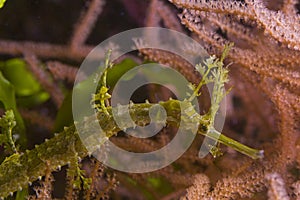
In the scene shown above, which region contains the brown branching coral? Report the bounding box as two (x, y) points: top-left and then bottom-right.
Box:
(0, 39), (94, 61)
(171, 0), (300, 49)
(265, 172), (289, 200)
(146, 0), (184, 32)
(46, 61), (78, 84)
(183, 161), (268, 199)
(183, 174), (211, 200)
(24, 53), (64, 108)
(19, 109), (54, 131)
(166, 0), (300, 199)
(69, 0), (105, 51)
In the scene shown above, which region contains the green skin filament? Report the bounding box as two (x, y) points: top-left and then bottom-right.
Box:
(0, 100), (263, 198)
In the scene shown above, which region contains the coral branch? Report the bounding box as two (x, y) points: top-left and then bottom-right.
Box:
(19, 109), (54, 131)
(70, 0), (105, 50)
(184, 174), (210, 199)
(169, 0), (253, 19)
(245, 0), (300, 50)
(0, 39), (93, 61)
(24, 54), (64, 108)
(47, 61), (78, 84)
(145, 0), (161, 27)
(265, 172), (289, 200)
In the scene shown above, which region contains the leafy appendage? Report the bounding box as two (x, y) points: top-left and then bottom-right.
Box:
(0, 110), (18, 154)
(91, 50), (113, 115)
(0, 0), (6, 9)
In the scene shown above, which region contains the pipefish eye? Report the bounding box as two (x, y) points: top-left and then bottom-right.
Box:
(200, 124), (207, 132)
